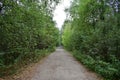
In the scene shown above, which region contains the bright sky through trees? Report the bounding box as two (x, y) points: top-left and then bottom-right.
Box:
(53, 0), (72, 30)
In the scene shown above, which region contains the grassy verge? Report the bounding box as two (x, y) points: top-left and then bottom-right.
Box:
(0, 49), (53, 77)
(72, 50), (120, 80)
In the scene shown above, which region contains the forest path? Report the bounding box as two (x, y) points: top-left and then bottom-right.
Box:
(3, 48), (102, 80)
(31, 47), (102, 80)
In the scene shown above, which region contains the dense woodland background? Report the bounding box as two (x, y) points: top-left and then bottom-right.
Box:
(62, 0), (120, 80)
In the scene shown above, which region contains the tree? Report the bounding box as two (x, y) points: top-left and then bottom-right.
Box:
(62, 0), (120, 79)
(0, 0), (60, 76)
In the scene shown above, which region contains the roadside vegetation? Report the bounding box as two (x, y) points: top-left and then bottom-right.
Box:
(0, 0), (59, 77)
(62, 0), (120, 80)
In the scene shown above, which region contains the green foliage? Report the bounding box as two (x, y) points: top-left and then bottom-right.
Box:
(73, 51), (119, 80)
(62, 23), (73, 50)
(62, 0), (120, 80)
(0, 0), (59, 76)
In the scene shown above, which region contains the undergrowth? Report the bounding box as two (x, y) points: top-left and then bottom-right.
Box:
(0, 49), (52, 77)
(72, 50), (120, 80)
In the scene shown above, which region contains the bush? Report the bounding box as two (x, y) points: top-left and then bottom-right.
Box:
(73, 51), (120, 80)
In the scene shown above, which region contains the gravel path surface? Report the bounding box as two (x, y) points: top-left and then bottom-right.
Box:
(31, 48), (102, 80)
(2, 48), (102, 80)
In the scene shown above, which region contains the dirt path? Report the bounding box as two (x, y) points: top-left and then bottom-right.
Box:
(31, 48), (102, 80)
(2, 48), (102, 80)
